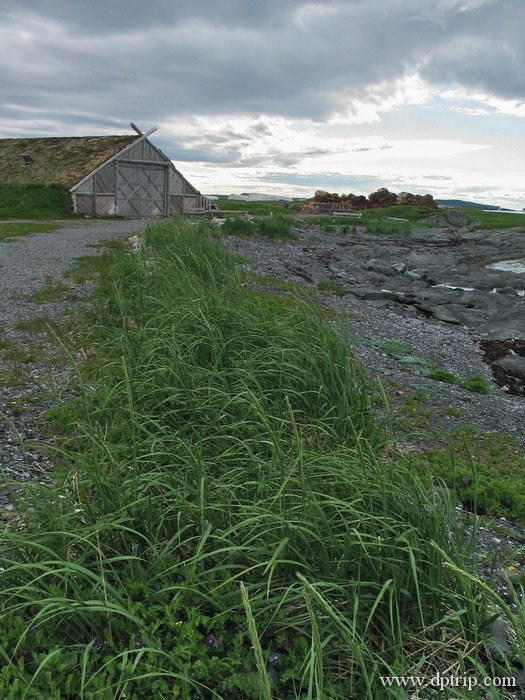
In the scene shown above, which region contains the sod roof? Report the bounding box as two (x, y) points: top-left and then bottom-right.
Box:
(0, 135), (137, 188)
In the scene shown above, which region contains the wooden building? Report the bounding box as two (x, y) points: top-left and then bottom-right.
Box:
(0, 124), (211, 217)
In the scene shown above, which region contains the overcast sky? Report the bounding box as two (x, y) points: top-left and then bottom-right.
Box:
(1, 0), (524, 207)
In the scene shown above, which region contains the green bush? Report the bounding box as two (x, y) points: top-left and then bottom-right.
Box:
(364, 218), (411, 236)
(223, 215), (296, 240)
(427, 369), (460, 384)
(462, 375), (491, 394)
(410, 426), (525, 523)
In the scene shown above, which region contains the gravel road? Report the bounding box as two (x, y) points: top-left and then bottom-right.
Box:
(0, 219), (149, 331)
(0, 219), (150, 506)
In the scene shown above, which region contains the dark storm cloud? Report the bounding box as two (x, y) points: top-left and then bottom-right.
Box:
(0, 0), (523, 138)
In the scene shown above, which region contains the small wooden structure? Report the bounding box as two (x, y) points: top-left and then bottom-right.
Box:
(0, 124), (211, 217)
(308, 201), (355, 215)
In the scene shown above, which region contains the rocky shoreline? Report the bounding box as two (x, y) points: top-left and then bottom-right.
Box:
(224, 216), (525, 400)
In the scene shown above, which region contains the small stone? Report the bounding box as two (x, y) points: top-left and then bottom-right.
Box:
(391, 262), (407, 274)
(485, 618), (513, 662)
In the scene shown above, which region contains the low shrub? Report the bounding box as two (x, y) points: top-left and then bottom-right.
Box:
(462, 375), (491, 394)
(223, 215), (296, 240)
(410, 426), (525, 523)
(364, 218), (411, 236)
(427, 369), (460, 384)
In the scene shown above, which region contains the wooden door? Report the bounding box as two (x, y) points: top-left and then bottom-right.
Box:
(116, 163), (167, 216)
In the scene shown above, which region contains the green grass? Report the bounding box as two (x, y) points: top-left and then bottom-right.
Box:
(0, 222), (59, 242)
(0, 219), (522, 698)
(14, 316), (55, 334)
(427, 369), (461, 384)
(362, 205), (436, 222)
(426, 371), (491, 394)
(0, 368), (28, 388)
(64, 243), (126, 283)
(2, 344), (46, 363)
(214, 199), (296, 217)
(461, 208), (525, 230)
(409, 426), (525, 523)
(363, 218), (411, 236)
(30, 277), (71, 303)
(222, 215), (297, 239)
(0, 183), (75, 219)
(350, 337), (437, 374)
(240, 271), (313, 295)
(316, 281), (351, 296)
(461, 375), (491, 394)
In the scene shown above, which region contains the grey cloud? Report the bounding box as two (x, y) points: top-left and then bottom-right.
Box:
(458, 185), (498, 193)
(0, 0), (523, 140)
(165, 146), (243, 163)
(2, 0), (301, 33)
(260, 172), (383, 190)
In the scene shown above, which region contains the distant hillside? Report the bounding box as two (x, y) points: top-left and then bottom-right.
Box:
(435, 199), (500, 210)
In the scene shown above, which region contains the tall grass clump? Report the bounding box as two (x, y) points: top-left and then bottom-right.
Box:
(0, 219), (518, 698)
(364, 218), (411, 236)
(222, 215), (296, 239)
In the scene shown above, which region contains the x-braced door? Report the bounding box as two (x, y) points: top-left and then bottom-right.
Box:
(116, 163), (167, 216)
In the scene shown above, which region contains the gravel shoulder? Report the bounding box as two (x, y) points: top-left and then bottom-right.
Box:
(0, 219), (150, 505)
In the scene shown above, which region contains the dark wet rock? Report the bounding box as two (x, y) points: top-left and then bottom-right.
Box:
(409, 268), (431, 280)
(428, 304), (489, 326)
(405, 270), (424, 281)
(479, 312), (525, 340)
(408, 288), (456, 310)
(485, 617), (514, 663)
(423, 210), (471, 228)
(349, 286), (401, 301)
(480, 339), (525, 397)
(391, 262), (407, 274)
(365, 260), (395, 276)
(495, 354), (525, 379)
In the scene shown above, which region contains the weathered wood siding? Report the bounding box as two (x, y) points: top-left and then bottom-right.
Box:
(71, 136), (210, 217)
(116, 162), (168, 216)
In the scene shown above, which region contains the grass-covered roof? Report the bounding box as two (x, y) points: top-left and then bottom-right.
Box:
(0, 135), (136, 188)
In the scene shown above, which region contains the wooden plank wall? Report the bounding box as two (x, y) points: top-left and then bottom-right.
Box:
(72, 138), (211, 216)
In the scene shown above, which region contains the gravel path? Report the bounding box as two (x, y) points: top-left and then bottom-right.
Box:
(0, 219), (150, 507)
(0, 219), (148, 330)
